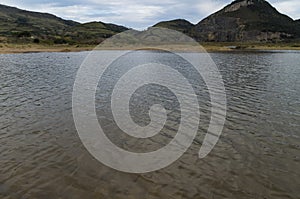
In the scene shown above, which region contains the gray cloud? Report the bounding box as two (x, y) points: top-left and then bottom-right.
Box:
(1, 0), (299, 29)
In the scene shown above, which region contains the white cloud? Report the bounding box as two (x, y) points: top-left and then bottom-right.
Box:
(196, 1), (226, 17)
(271, 0), (300, 19)
(33, 4), (94, 18)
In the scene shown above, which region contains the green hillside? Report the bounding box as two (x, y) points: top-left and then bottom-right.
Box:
(0, 4), (128, 44)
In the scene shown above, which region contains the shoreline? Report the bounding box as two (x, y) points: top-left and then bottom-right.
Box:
(0, 44), (94, 54)
(1, 43), (300, 54)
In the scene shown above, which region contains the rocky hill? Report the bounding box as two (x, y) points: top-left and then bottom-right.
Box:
(155, 0), (300, 42)
(0, 4), (128, 44)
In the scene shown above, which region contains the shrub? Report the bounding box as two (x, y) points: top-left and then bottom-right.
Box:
(17, 31), (31, 38)
(33, 38), (40, 43)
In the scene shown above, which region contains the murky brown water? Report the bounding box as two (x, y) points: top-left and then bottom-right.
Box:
(0, 51), (300, 199)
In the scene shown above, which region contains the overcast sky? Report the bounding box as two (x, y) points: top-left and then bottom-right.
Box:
(1, 0), (300, 29)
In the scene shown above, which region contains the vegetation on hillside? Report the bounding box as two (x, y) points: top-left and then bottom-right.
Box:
(0, 4), (128, 45)
(153, 19), (195, 35)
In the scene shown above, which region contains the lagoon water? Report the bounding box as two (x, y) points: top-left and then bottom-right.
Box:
(0, 50), (300, 199)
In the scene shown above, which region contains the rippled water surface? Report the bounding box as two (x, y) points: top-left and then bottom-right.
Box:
(0, 51), (300, 199)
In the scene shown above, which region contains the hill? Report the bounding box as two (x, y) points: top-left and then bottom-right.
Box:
(153, 19), (194, 35)
(1, 1), (300, 45)
(64, 22), (129, 44)
(0, 4), (128, 44)
(155, 0), (300, 42)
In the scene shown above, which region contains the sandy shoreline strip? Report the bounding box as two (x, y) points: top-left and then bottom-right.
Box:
(1, 43), (300, 54)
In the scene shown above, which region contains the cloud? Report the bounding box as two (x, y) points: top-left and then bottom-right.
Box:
(1, 0), (300, 29)
(271, 0), (300, 19)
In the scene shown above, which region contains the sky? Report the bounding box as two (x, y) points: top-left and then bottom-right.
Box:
(1, 0), (300, 29)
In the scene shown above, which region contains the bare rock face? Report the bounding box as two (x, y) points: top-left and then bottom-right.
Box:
(193, 0), (300, 42)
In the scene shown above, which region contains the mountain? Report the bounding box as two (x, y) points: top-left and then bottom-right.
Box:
(155, 0), (300, 42)
(195, 0), (299, 42)
(0, 4), (128, 44)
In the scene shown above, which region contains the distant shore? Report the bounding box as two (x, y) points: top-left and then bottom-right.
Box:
(201, 42), (300, 52)
(0, 44), (94, 54)
(1, 43), (300, 54)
